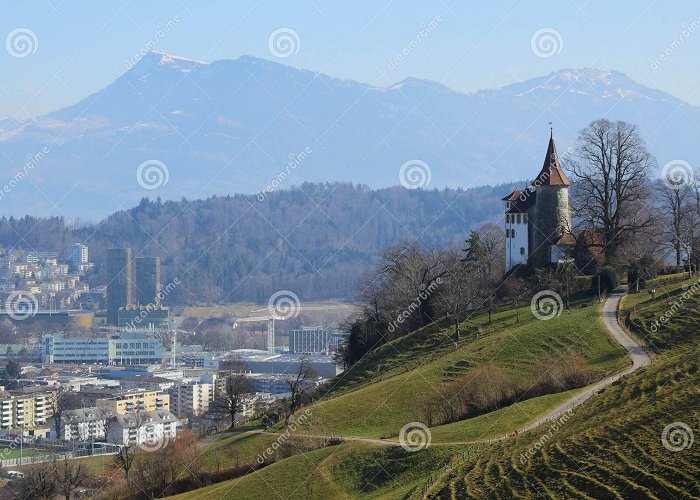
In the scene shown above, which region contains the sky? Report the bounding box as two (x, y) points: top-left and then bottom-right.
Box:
(1, 0), (699, 120)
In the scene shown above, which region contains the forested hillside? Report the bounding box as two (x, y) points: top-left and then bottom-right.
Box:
(0, 182), (514, 303)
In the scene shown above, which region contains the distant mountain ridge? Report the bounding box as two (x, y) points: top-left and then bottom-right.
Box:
(0, 51), (696, 218)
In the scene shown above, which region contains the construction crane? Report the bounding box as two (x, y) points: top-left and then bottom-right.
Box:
(236, 304), (355, 355)
(233, 315), (284, 354)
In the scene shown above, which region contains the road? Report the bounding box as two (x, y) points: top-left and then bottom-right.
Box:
(243, 289), (652, 448)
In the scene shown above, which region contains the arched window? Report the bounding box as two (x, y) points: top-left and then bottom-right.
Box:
(516, 214), (521, 224)
(512, 229), (516, 238)
(520, 247), (526, 256)
(506, 214), (510, 224)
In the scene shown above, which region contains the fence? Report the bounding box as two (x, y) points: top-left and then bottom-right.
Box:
(0, 445), (119, 468)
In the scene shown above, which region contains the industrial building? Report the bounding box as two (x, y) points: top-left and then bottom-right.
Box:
(41, 332), (164, 365)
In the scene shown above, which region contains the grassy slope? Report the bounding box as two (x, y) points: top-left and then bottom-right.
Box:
(173, 442), (464, 500)
(170, 295), (630, 498)
(427, 279), (700, 499)
(301, 303), (626, 438)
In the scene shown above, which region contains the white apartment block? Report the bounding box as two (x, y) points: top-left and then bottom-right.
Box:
(169, 383), (212, 418)
(107, 410), (178, 447)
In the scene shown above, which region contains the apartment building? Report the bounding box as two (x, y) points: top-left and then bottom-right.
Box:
(0, 389), (54, 431)
(96, 389), (169, 415)
(58, 407), (110, 442)
(107, 409), (178, 447)
(169, 383), (212, 418)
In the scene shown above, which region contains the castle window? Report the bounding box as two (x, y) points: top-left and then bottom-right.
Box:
(520, 247), (526, 255)
(505, 214), (510, 224)
(516, 214), (521, 224)
(512, 229), (516, 238)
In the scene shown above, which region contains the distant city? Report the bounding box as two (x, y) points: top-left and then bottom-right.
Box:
(0, 243), (346, 458)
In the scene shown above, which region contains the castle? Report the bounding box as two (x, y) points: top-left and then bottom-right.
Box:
(502, 133), (575, 272)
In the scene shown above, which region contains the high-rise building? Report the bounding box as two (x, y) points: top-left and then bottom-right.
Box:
(69, 243), (89, 271)
(134, 257), (160, 307)
(289, 326), (329, 354)
(106, 248), (132, 325)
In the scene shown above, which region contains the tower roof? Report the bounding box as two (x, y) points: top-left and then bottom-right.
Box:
(533, 134), (572, 187)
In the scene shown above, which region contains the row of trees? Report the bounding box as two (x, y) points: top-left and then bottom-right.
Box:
(567, 118), (700, 271)
(338, 224), (506, 366)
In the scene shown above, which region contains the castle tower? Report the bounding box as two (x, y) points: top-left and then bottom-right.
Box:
(529, 133), (572, 265)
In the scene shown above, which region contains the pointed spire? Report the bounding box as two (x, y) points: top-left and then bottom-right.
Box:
(532, 132), (572, 187)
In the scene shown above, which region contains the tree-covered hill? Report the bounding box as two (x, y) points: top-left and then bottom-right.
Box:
(0, 182), (517, 303)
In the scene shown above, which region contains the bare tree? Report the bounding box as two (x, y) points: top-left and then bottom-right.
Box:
(656, 181), (694, 269)
(52, 456), (89, 500)
(286, 357), (317, 424)
(16, 467), (57, 500)
(49, 388), (81, 440)
(114, 444), (137, 488)
(211, 373), (254, 429)
(566, 119), (654, 260)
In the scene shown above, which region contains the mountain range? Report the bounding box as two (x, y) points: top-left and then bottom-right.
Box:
(0, 51), (697, 218)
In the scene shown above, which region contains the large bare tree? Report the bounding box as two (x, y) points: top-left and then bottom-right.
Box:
(566, 119), (654, 260)
(211, 373), (255, 429)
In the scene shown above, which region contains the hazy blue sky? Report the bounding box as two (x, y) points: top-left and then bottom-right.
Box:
(2, 0), (699, 119)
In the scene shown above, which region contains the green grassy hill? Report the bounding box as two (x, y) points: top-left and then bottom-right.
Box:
(166, 280), (700, 499)
(424, 279), (700, 498)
